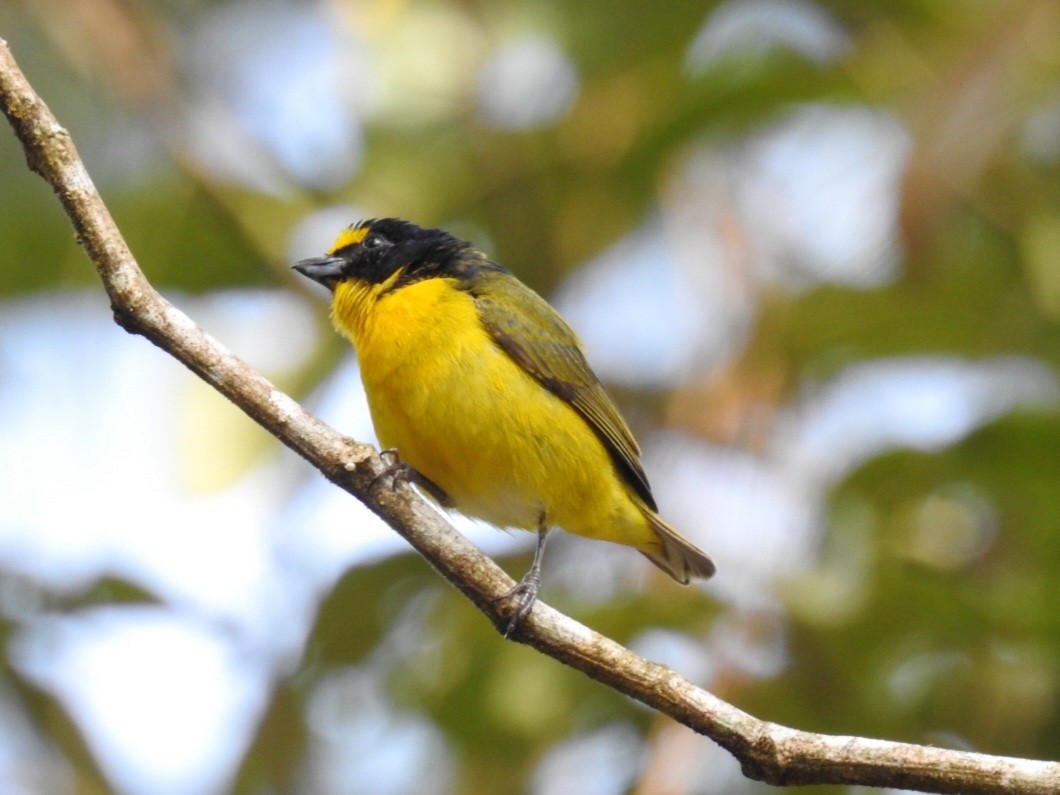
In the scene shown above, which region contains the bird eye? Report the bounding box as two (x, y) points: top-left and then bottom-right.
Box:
(363, 233), (389, 250)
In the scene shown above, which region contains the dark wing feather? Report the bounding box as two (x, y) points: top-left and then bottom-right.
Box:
(471, 269), (657, 511)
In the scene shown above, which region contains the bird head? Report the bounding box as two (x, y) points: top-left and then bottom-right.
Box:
(293, 218), (478, 292)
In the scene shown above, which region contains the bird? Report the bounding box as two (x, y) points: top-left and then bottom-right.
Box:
(294, 218), (715, 633)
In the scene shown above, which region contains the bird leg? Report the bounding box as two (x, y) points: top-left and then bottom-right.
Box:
(371, 448), (450, 505)
(495, 522), (552, 637)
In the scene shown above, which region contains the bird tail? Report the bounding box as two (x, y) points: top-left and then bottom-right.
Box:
(638, 509), (715, 584)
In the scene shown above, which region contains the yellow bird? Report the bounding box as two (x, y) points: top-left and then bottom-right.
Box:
(295, 219), (714, 631)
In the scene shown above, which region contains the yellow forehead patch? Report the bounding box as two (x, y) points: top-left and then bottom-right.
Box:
(327, 224), (369, 255)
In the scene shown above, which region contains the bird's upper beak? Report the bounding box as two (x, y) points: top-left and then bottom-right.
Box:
(293, 256), (345, 289)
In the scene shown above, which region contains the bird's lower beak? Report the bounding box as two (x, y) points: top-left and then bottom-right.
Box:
(293, 256), (345, 289)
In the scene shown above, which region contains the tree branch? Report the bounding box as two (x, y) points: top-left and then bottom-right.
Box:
(1, 38), (1056, 794)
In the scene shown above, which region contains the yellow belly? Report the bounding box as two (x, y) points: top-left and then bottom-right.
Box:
(333, 277), (653, 548)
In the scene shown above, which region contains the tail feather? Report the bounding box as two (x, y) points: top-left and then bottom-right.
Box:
(639, 510), (716, 584)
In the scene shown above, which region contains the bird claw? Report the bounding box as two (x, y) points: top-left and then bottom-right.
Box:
(494, 569), (542, 638)
(492, 525), (552, 637)
(370, 449), (450, 505)
(370, 448), (411, 493)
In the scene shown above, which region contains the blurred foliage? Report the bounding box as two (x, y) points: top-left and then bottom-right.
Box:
(2, 0), (1060, 793)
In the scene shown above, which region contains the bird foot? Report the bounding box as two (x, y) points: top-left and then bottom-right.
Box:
(370, 449), (449, 505)
(494, 567), (542, 638)
(370, 448), (413, 492)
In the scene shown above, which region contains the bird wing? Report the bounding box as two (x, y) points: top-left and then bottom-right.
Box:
(471, 269), (657, 511)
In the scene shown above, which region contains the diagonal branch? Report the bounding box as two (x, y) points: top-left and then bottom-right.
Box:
(1, 38), (1056, 795)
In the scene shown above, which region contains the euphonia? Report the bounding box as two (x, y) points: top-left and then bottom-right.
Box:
(295, 219), (714, 632)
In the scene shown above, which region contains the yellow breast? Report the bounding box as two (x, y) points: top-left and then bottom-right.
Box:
(330, 275), (651, 545)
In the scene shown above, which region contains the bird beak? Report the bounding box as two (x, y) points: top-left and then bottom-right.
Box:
(293, 256), (345, 289)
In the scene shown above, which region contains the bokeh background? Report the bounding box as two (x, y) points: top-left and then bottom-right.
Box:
(2, 0), (1059, 793)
